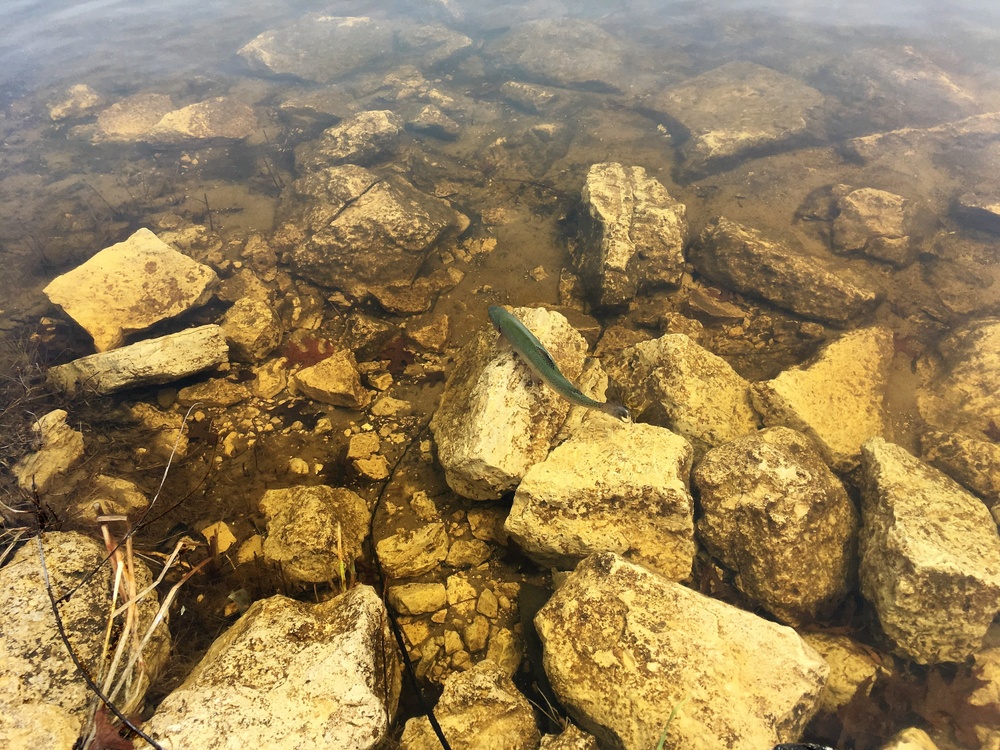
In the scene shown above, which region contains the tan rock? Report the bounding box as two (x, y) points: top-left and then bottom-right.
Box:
(294, 350), (371, 409)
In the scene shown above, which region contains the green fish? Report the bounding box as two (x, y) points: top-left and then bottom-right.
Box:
(488, 305), (631, 422)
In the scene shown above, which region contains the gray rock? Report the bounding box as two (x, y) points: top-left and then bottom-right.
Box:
(293, 350), (371, 409)
(607, 333), (760, 460)
(13, 410), (84, 495)
(751, 327), (893, 472)
(376, 523), (450, 578)
(859, 438), (1000, 664)
(575, 163), (686, 307)
(843, 111), (1000, 165)
(46, 325), (229, 396)
(500, 81), (558, 114)
(143, 97), (257, 145)
(430, 307), (588, 500)
(695, 427), (859, 625)
(505, 418), (694, 580)
(144, 587), (400, 749)
(406, 105), (460, 140)
(689, 217), (879, 327)
(953, 191), (1000, 234)
(536, 553), (827, 750)
(832, 187), (915, 267)
(400, 659), (540, 750)
(281, 165), (468, 297)
(649, 62), (824, 179)
(43, 228), (218, 352)
(220, 297), (282, 363)
(295, 110), (403, 171)
(921, 429), (1000, 508)
(259, 486), (370, 584)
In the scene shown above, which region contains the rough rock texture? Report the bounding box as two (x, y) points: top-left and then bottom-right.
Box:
(694, 427), (859, 625)
(430, 307), (588, 500)
(94, 93), (173, 141)
(923, 230), (1000, 319)
(859, 438), (1000, 664)
(293, 350), (371, 409)
(751, 326), (893, 472)
(917, 318), (1000, 439)
(690, 217), (879, 326)
(540, 725), (599, 749)
(883, 728), (941, 750)
(296, 110), (402, 170)
(259, 486), (370, 584)
(143, 97), (257, 145)
(650, 62), (824, 179)
(843, 111), (1000, 165)
(13, 409), (84, 494)
(607, 333), (760, 459)
(801, 632), (887, 721)
(0, 532), (169, 749)
(49, 83), (104, 120)
(505, 417), (694, 579)
(376, 523), (450, 579)
(954, 191), (1000, 234)
(536, 553), (828, 750)
(280, 164), (468, 297)
(832, 187), (914, 267)
(239, 15), (470, 84)
(220, 297), (281, 363)
(484, 18), (630, 92)
(46, 324), (229, 395)
(921, 429), (1000, 508)
(966, 645), (1000, 750)
(399, 659), (540, 750)
(145, 587), (400, 750)
(69, 474), (149, 526)
(43, 228), (218, 351)
(575, 162), (686, 307)
(388, 583), (447, 616)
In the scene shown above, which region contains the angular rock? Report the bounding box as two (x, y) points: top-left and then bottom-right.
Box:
(505, 418), (694, 579)
(400, 659), (540, 750)
(295, 110), (403, 171)
(220, 296), (282, 363)
(953, 191), (1000, 234)
(832, 187), (915, 267)
(964, 645), (1000, 750)
(540, 724), (599, 749)
(536, 553), (828, 750)
(430, 307), (588, 500)
(259, 485), (370, 584)
(921, 429), (1000, 507)
(49, 83), (104, 121)
(43, 228), (218, 351)
(922, 232), (1000, 318)
(46, 324), (229, 396)
(650, 62), (824, 179)
(882, 727), (940, 750)
(575, 163), (686, 307)
(859, 438), (1000, 664)
(500, 81), (558, 114)
(377, 523), (449, 579)
(694, 427), (859, 624)
(293, 350), (371, 409)
(282, 165), (468, 297)
(143, 97), (257, 145)
(93, 93), (173, 142)
(128, 402), (189, 463)
(843, 112), (1000, 165)
(144, 587), (400, 749)
(0, 532), (169, 748)
(252, 358), (289, 400)
(13, 409), (84, 494)
(70, 474), (149, 526)
(690, 217), (879, 326)
(406, 105), (460, 140)
(388, 583), (447, 616)
(607, 333), (760, 459)
(177, 377), (249, 408)
(751, 326), (893, 472)
(801, 632), (888, 721)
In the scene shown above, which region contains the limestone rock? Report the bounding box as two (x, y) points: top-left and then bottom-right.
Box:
(843, 112), (1000, 165)
(921, 429), (1000, 507)
(143, 97), (257, 145)
(506, 418), (694, 580)
(964, 646), (1000, 750)
(954, 191), (1000, 234)
(128, 402), (189, 463)
(293, 350), (371, 409)
(751, 326), (893, 472)
(607, 333), (760, 460)
(695, 427), (859, 625)
(832, 187), (914, 267)
(445, 539), (492, 569)
(407, 105), (460, 140)
(0, 532), (169, 748)
(535, 553), (828, 750)
(69, 474), (149, 526)
(13, 410), (84, 494)
(540, 724), (599, 749)
(500, 81), (558, 114)
(430, 307), (588, 500)
(295, 110), (403, 171)
(252, 358), (289, 399)
(650, 62), (824, 179)
(575, 163), (686, 307)
(690, 217), (879, 327)
(388, 583), (447, 616)
(881, 727), (940, 750)
(46, 325), (229, 395)
(49, 83), (104, 121)
(259, 485), (370, 583)
(406, 314), (450, 352)
(144, 587), (400, 749)
(400, 659), (540, 750)
(94, 93), (173, 142)
(220, 296), (282, 362)
(801, 632), (889, 722)
(177, 378), (249, 408)
(376, 523), (449, 579)
(43, 228), (218, 352)
(859, 438), (1000, 664)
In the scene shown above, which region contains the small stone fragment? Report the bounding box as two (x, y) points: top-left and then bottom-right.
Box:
(388, 583), (448, 616)
(377, 523), (450, 578)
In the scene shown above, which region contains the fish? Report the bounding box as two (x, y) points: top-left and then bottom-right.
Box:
(488, 305), (631, 422)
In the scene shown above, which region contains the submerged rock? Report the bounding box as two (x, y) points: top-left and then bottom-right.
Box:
(751, 326), (893, 472)
(295, 110), (403, 171)
(13, 409), (84, 495)
(535, 553), (828, 750)
(859, 438), (1000, 664)
(145, 587), (400, 749)
(293, 349), (371, 409)
(219, 296), (281, 363)
(843, 111), (1000, 165)
(921, 429), (1000, 508)
(832, 187), (915, 267)
(46, 325), (229, 396)
(689, 217), (879, 327)
(695, 427), (859, 625)
(143, 97), (257, 145)
(575, 162), (686, 307)
(505, 417), (694, 579)
(49, 83), (104, 121)
(43, 228), (218, 352)
(93, 92), (173, 141)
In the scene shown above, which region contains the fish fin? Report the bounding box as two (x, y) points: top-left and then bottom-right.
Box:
(533, 344), (557, 370)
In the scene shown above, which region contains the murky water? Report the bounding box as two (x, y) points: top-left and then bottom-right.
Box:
(2, 0), (1000, 747)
